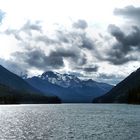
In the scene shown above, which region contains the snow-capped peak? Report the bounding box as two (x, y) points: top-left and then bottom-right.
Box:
(39, 71), (81, 88)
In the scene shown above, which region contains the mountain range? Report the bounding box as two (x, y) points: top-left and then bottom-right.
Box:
(26, 71), (113, 103)
(0, 64), (139, 104)
(93, 68), (140, 104)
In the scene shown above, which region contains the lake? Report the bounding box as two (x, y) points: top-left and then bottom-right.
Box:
(0, 104), (139, 140)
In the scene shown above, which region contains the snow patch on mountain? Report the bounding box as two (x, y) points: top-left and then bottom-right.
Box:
(39, 71), (81, 88)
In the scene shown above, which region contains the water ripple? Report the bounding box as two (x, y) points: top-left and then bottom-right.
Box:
(0, 104), (139, 140)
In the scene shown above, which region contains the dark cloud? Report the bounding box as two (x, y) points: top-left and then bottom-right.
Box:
(83, 66), (98, 72)
(75, 65), (99, 74)
(50, 48), (87, 66)
(111, 5), (140, 65)
(3, 19), (98, 77)
(108, 24), (124, 42)
(106, 24), (140, 65)
(56, 30), (69, 43)
(50, 49), (77, 58)
(80, 33), (94, 50)
(0, 10), (5, 23)
(56, 31), (94, 50)
(106, 50), (136, 65)
(108, 25), (140, 49)
(72, 19), (88, 29)
(12, 48), (64, 71)
(68, 72), (84, 77)
(114, 5), (140, 23)
(3, 19), (95, 75)
(10, 47), (88, 74)
(98, 73), (124, 85)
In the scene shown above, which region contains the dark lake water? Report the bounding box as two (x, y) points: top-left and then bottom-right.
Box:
(0, 104), (139, 140)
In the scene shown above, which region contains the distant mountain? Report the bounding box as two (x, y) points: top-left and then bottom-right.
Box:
(93, 68), (140, 104)
(0, 65), (61, 104)
(26, 71), (113, 103)
(40, 71), (81, 88)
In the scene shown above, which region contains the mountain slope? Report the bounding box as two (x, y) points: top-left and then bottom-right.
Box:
(93, 68), (140, 103)
(0, 65), (40, 93)
(0, 83), (61, 104)
(26, 71), (113, 103)
(0, 65), (61, 104)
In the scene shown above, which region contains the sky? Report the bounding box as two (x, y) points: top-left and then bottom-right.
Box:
(0, 0), (140, 85)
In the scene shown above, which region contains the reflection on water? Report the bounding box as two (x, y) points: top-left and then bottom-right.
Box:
(0, 104), (140, 140)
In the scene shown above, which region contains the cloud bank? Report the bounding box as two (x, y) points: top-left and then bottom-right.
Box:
(0, 4), (140, 85)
